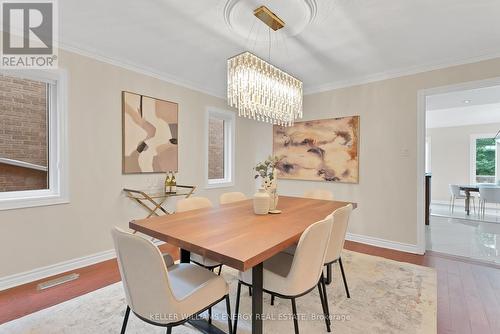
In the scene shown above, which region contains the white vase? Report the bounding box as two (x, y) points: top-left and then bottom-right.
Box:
(253, 188), (270, 215)
(269, 192), (279, 211)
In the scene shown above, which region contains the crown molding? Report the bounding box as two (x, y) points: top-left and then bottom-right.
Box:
(59, 42), (500, 100)
(59, 43), (225, 99)
(304, 51), (500, 96)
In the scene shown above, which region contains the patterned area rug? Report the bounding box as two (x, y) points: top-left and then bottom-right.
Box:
(0, 250), (436, 334)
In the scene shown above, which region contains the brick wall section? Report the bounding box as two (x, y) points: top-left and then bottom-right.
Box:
(0, 163), (47, 191)
(208, 118), (224, 179)
(0, 74), (48, 191)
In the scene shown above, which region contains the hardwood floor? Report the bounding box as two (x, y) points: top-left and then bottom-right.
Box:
(1, 241), (500, 333)
(0, 243), (178, 325)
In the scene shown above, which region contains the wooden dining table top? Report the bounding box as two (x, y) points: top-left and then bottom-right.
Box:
(459, 184), (500, 192)
(130, 196), (356, 272)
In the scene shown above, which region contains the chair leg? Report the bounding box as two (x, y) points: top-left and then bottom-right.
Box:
(317, 280), (331, 332)
(271, 295), (275, 305)
(233, 282), (242, 334)
(325, 263), (332, 285)
(320, 275), (332, 332)
(338, 257), (350, 298)
(225, 295), (233, 334)
(291, 298), (300, 334)
(121, 306), (130, 334)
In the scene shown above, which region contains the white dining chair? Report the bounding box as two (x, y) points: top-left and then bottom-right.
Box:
(219, 192), (247, 205)
(479, 187), (500, 217)
(449, 184), (475, 213)
(303, 189), (334, 200)
(111, 227), (232, 334)
(176, 197), (224, 274)
(233, 216), (334, 334)
(323, 204), (353, 298)
(281, 204), (353, 301)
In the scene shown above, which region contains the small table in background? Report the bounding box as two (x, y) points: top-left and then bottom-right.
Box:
(459, 185), (480, 215)
(123, 185), (196, 219)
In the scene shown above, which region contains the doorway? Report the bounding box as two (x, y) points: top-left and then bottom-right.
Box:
(418, 78), (500, 263)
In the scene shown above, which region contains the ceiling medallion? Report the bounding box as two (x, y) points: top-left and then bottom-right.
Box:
(227, 6), (303, 126)
(223, 0), (318, 41)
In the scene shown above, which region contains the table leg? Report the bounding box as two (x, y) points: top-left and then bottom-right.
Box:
(252, 263), (263, 334)
(180, 249), (190, 263)
(465, 190), (471, 215)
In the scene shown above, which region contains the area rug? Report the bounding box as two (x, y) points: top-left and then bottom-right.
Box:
(0, 250), (437, 334)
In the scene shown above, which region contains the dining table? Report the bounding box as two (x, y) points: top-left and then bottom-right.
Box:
(459, 184), (500, 215)
(130, 195), (356, 334)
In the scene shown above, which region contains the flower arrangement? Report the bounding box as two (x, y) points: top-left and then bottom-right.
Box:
(254, 155), (282, 191)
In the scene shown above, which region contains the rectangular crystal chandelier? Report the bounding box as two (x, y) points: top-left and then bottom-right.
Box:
(227, 51), (303, 127)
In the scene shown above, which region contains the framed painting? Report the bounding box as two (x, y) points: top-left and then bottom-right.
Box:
(273, 116), (360, 183)
(122, 91), (178, 174)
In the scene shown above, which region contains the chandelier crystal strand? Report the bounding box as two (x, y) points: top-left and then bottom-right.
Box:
(227, 52), (303, 126)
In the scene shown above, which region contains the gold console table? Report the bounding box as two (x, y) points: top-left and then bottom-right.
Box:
(123, 185), (196, 219)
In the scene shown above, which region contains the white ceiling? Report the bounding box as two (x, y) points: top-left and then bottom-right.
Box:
(426, 85), (500, 128)
(60, 0), (500, 97)
(426, 85), (500, 111)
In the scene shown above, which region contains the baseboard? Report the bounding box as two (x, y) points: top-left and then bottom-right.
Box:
(346, 232), (421, 255)
(0, 249), (116, 292)
(0, 239), (166, 291)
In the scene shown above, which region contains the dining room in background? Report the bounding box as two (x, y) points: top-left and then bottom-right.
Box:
(273, 116), (360, 183)
(122, 91), (178, 174)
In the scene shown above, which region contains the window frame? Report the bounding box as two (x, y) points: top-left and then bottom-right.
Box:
(0, 69), (69, 210)
(470, 133), (497, 185)
(204, 107), (235, 189)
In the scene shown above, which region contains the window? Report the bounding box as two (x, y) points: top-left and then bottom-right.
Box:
(470, 134), (497, 184)
(0, 70), (68, 210)
(205, 108), (234, 188)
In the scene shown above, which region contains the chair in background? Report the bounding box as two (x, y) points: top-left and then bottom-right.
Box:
(303, 189), (334, 200)
(233, 217), (334, 334)
(479, 187), (500, 217)
(176, 197), (223, 274)
(111, 227), (232, 334)
(449, 184), (475, 213)
(219, 192), (247, 205)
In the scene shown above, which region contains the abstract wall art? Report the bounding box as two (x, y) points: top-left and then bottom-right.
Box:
(122, 91), (178, 174)
(273, 116), (360, 183)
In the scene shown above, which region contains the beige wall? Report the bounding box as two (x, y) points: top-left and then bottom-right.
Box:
(249, 57), (500, 247)
(428, 123), (500, 202)
(0, 50), (264, 278)
(2, 49), (500, 280)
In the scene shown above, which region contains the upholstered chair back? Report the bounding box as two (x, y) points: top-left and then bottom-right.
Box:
(219, 192), (247, 205)
(303, 189), (334, 201)
(285, 216), (333, 296)
(176, 197), (213, 212)
(325, 204), (353, 264)
(111, 227), (177, 324)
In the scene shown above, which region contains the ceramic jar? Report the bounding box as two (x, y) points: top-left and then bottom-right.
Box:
(253, 188), (270, 215)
